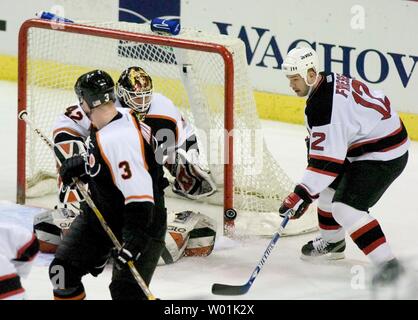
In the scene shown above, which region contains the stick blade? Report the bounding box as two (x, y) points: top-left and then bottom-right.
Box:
(211, 283), (250, 296)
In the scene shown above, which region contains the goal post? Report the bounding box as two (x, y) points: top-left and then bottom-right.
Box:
(18, 18), (235, 221)
(17, 18), (317, 236)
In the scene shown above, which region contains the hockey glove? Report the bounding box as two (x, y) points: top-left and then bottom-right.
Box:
(112, 243), (142, 270)
(171, 149), (217, 199)
(279, 184), (318, 219)
(59, 155), (86, 187)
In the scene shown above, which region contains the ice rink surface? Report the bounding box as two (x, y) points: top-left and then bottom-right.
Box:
(1, 80), (417, 300)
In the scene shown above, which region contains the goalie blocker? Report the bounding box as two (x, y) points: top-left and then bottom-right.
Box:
(53, 140), (87, 207)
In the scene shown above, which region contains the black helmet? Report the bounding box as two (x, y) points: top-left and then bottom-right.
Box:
(74, 70), (116, 108)
(116, 66), (153, 116)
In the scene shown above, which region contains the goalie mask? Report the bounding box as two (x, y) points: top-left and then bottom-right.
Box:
(116, 66), (153, 116)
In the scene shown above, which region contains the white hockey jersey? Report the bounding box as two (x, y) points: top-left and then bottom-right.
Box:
(301, 73), (409, 196)
(0, 223), (39, 300)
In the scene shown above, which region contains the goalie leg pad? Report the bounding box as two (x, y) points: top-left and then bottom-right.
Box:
(158, 211), (200, 265)
(158, 211), (217, 265)
(33, 208), (78, 253)
(159, 230), (189, 265)
(54, 140), (87, 205)
(185, 214), (217, 257)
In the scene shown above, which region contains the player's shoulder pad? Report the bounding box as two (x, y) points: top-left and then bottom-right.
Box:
(148, 93), (181, 121)
(53, 103), (91, 140)
(305, 72), (335, 128)
(95, 112), (128, 145)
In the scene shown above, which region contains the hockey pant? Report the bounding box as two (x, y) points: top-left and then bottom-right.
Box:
(50, 203), (166, 300)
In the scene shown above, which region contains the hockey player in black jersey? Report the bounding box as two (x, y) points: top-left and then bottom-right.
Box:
(48, 70), (165, 300)
(115, 67), (217, 263)
(279, 46), (409, 286)
(115, 66), (216, 201)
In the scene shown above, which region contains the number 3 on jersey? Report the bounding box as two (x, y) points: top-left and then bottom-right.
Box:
(119, 161), (132, 179)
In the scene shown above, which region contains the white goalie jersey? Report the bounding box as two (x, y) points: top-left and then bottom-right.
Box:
(301, 72), (410, 196)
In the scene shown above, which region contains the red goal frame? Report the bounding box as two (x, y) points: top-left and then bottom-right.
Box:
(17, 19), (236, 227)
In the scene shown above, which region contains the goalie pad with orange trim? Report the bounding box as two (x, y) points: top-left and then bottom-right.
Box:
(184, 213), (217, 257)
(54, 140), (87, 205)
(33, 207), (77, 253)
(158, 211), (216, 265)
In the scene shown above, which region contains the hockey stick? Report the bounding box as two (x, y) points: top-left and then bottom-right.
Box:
(18, 110), (158, 300)
(211, 209), (293, 296)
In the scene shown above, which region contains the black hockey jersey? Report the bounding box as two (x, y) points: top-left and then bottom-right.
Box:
(83, 111), (155, 225)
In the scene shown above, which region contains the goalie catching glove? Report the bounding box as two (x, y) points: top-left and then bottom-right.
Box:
(168, 148), (216, 200)
(279, 184), (318, 219)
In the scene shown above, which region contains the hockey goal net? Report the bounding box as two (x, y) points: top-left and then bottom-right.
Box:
(17, 19), (317, 236)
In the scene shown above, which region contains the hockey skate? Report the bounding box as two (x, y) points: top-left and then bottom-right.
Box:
(301, 237), (346, 260)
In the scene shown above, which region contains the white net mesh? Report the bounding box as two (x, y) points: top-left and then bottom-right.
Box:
(23, 21), (317, 235)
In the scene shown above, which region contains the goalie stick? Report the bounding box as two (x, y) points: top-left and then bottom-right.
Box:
(18, 110), (158, 300)
(211, 209), (293, 296)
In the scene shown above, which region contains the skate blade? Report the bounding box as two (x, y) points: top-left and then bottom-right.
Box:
(300, 252), (345, 261)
